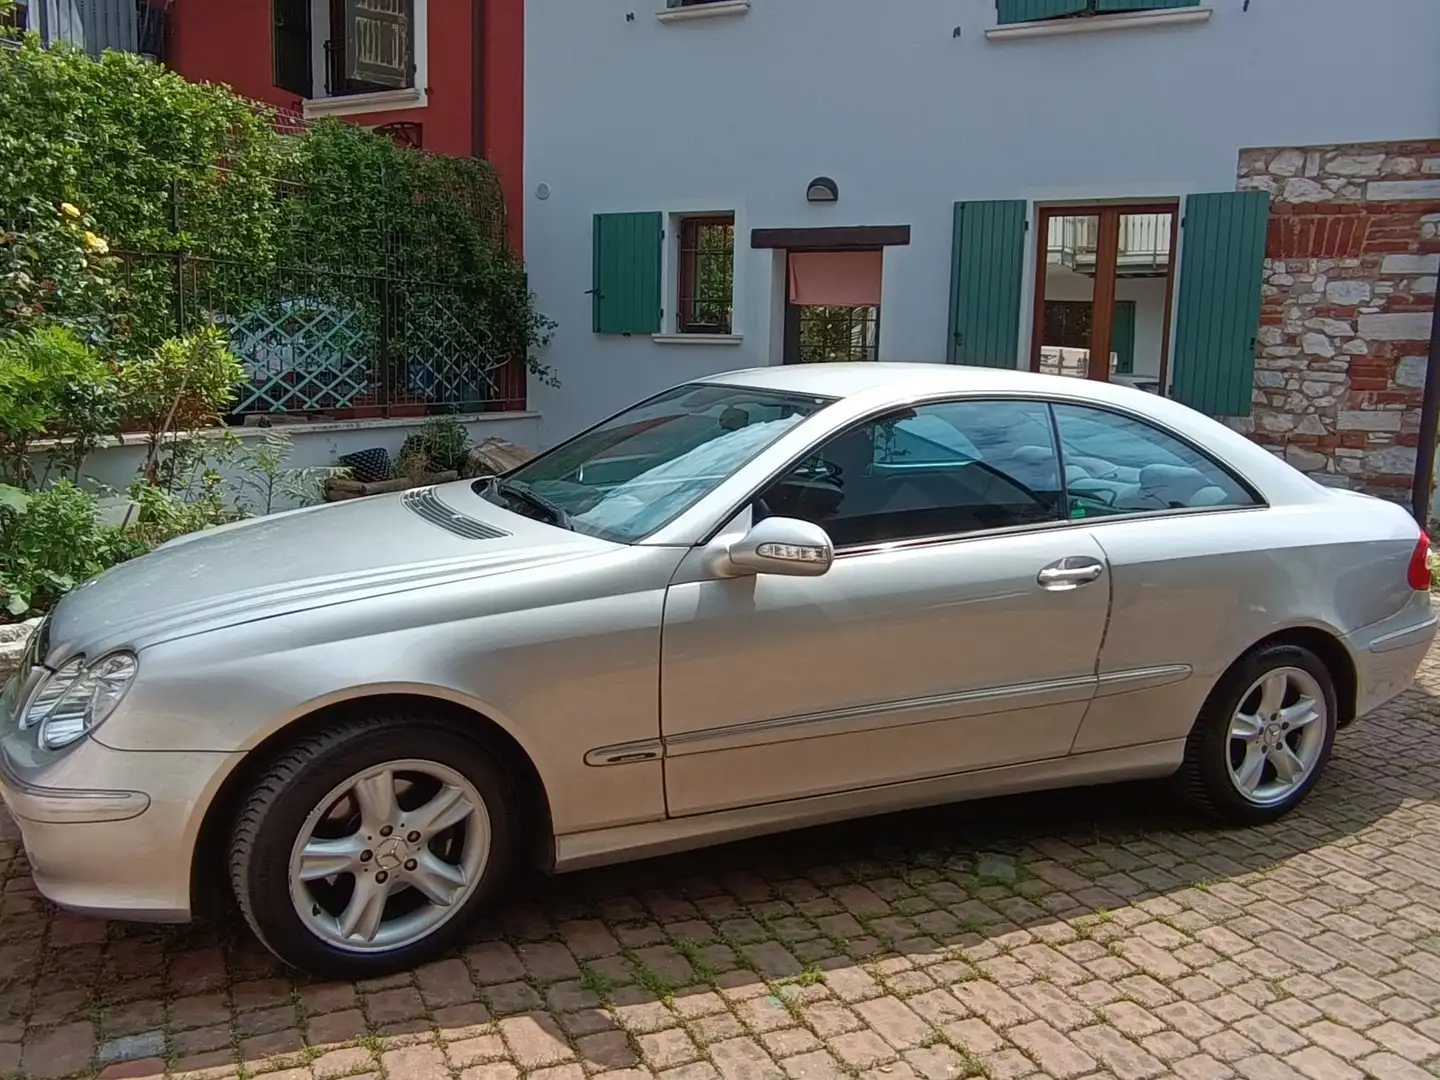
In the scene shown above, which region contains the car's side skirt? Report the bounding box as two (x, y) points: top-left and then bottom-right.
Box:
(551, 739), (1186, 873)
(582, 665), (1193, 767)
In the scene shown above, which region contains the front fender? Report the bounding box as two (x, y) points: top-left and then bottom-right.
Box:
(92, 545), (685, 835)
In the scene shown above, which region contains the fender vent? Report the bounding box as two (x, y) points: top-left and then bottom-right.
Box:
(401, 487), (509, 540)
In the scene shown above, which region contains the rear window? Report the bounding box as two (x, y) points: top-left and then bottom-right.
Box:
(1052, 403), (1259, 518)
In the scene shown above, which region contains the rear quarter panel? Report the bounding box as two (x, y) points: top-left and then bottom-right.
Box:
(1072, 495), (1421, 753)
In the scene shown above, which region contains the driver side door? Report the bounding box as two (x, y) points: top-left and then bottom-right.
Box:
(659, 397), (1113, 818)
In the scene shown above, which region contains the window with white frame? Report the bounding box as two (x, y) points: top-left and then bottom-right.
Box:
(272, 0), (428, 117)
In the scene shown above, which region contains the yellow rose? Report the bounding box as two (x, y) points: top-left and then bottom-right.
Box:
(60, 202), (81, 219)
(83, 231), (109, 254)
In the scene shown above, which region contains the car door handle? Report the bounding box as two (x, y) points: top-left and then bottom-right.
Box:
(1037, 558), (1105, 590)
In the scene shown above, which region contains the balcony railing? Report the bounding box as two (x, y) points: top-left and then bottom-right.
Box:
(1047, 213), (1172, 277)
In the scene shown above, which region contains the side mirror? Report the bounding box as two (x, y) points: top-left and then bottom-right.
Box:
(727, 516), (834, 578)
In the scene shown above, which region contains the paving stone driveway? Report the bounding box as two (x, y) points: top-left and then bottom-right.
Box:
(5, 650), (1440, 1080)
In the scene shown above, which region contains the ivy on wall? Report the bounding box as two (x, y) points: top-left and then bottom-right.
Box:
(0, 40), (283, 260)
(0, 38), (553, 383)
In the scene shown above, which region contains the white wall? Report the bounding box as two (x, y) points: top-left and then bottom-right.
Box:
(28, 414), (541, 514)
(524, 0), (1440, 444)
(1121, 279), (1169, 380)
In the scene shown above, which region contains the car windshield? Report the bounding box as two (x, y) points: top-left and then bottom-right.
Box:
(476, 383), (834, 543)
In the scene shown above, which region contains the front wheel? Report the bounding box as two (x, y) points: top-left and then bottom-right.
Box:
(1176, 642), (1337, 825)
(229, 716), (517, 979)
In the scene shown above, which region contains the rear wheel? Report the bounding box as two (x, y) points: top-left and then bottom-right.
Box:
(1177, 642), (1337, 825)
(229, 716), (516, 979)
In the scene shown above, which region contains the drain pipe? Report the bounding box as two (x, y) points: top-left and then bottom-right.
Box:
(1410, 296), (1440, 527)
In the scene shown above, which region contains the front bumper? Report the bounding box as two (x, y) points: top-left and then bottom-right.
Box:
(0, 721), (241, 923)
(1344, 592), (1438, 721)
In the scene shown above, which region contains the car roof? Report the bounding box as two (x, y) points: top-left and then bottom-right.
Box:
(701, 362), (1139, 403)
(698, 362), (1217, 430)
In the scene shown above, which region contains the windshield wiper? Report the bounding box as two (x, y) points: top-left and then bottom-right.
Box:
(490, 477), (572, 530)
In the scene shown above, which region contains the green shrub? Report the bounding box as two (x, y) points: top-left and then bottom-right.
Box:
(0, 38), (281, 258)
(397, 416), (471, 477)
(123, 475), (225, 549)
(0, 480), (137, 618)
(0, 38), (283, 358)
(0, 197), (122, 341)
(0, 325), (118, 487)
(119, 327), (244, 451)
(228, 428), (348, 517)
(0, 40), (554, 379)
(0, 37), (557, 620)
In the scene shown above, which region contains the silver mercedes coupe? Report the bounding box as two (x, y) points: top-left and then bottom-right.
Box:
(1, 364), (1433, 978)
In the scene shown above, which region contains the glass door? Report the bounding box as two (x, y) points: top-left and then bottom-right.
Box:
(1030, 204), (1179, 394)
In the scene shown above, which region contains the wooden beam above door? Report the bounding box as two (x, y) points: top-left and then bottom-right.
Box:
(751, 225), (911, 250)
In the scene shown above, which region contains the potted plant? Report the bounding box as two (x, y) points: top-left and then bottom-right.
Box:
(323, 417), (472, 501)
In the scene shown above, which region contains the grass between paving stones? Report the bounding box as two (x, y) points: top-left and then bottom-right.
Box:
(7, 790), (1372, 1080)
(919, 1027), (992, 1078)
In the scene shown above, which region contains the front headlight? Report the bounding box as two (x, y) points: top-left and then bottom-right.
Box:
(20, 652), (138, 750)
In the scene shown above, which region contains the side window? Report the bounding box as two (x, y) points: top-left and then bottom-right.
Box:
(758, 400), (1064, 549)
(874, 413), (981, 465)
(1052, 404), (1258, 519)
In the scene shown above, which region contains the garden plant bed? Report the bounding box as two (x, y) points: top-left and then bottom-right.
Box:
(321, 435), (535, 502)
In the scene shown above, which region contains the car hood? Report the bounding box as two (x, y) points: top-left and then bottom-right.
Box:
(46, 481), (613, 659)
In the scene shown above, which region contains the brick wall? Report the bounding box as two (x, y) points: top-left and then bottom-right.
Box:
(1232, 141), (1440, 500)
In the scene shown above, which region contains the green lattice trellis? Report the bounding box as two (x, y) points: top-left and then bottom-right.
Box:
(227, 298), (374, 413)
(397, 292), (509, 407)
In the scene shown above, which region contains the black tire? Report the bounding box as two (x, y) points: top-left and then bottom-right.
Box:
(229, 713), (517, 979)
(1175, 642), (1338, 826)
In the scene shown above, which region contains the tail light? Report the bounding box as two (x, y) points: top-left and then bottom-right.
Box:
(1408, 532), (1432, 591)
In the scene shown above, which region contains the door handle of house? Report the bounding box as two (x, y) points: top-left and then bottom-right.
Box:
(1037, 558), (1105, 590)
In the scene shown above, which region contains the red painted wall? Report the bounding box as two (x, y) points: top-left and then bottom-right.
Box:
(167, 0), (523, 251)
(481, 0), (524, 253)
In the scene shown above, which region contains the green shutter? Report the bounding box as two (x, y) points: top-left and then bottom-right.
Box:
(1169, 191), (1270, 417)
(592, 213), (662, 335)
(1095, 0), (1200, 10)
(1112, 300), (1136, 375)
(948, 200), (1027, 368)
(996, 0), (1089, 23)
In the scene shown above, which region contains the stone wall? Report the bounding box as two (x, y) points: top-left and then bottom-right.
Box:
(1235, 140), (1440, 499)
(0, 619), (38, 684)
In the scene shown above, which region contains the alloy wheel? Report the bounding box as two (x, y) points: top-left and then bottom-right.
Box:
(286, 759), (491, 952)
(1225, 666), (1328, 808)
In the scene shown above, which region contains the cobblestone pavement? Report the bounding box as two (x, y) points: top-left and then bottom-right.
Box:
(5, 651), (1440, 1080)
